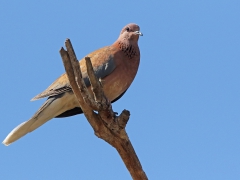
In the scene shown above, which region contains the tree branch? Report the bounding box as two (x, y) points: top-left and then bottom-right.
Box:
(60, 39), (148, 180)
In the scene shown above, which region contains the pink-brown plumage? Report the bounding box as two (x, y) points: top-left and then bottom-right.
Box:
(3, 23), (142, 146)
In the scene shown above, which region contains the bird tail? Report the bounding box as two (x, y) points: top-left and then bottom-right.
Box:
(3, 118), (39, 146)
(2, 96), (64, 146)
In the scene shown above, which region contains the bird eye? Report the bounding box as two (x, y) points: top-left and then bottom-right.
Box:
(125, 27), (130, 32)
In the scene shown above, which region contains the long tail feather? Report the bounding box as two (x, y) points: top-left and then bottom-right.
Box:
(2, 94), (73, 146)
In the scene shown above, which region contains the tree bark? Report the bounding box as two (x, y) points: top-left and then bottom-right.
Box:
(59, 39), (148, 180)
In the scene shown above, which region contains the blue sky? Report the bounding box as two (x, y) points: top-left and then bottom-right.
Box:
(1, 1), (240, 179)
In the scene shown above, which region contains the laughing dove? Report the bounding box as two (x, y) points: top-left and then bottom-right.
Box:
(3, 23), (143, 146)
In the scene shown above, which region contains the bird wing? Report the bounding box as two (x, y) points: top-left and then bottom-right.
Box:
(31, 46), (117, 101)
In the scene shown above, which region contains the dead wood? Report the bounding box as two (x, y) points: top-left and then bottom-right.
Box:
(60, 39), (148, 180)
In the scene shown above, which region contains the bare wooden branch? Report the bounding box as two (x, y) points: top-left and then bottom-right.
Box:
(60, 39), (148, 180)
(85, 57), (104, 104)
(65, 40), (99, 111)
(60, 45), (100, 130)
(85, 57), (116, 127)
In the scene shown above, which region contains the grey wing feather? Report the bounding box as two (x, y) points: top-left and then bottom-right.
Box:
(83, 55), (116, 87)
(31, 85), (72, 101)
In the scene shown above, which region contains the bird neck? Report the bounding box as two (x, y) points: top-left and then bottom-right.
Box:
(113, 39), (139, 59)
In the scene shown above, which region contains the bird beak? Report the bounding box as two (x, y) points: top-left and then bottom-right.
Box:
(135, 31), (143, 36)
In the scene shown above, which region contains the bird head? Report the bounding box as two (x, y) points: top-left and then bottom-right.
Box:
(119, 23), (143, 41)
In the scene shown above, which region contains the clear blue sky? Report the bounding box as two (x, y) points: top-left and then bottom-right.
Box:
(1, 1), (240, 179)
